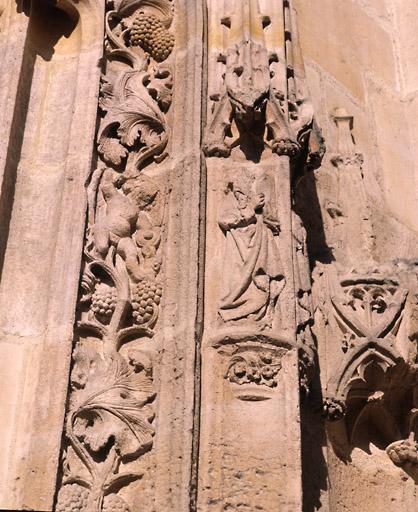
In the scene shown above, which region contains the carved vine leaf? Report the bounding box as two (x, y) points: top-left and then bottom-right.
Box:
(71, 351), (155, 461)
(98, 137), (129, 167)
(145, 65), (173, 112)
(116, 0), (174, 23)
(57, 2), (174, 510)
(99, 72), (168, 172)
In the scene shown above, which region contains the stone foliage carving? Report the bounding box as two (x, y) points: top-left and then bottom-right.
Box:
(56, 1), (175, 511)
(322, 396), (347, 422)
(99, 0), (174, 175)
(57, 342), (154, 512)
(387, 439), (418, 467)
(225, 350), (285, 388)
(212, 333), (290, 401)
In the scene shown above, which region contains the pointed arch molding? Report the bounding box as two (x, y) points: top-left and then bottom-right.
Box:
(326, 339), (403, 401)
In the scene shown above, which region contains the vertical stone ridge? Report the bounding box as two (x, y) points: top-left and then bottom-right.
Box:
(190, 0), (209, 509)
(55, 2), (177, 511)
(0, 13), (32, 278)
(197, 0), (323, 509)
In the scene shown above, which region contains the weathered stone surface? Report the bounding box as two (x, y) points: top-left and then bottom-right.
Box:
(0, 1), (418, 511)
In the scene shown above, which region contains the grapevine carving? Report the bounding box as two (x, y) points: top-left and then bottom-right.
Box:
(56, 1), (175, 511)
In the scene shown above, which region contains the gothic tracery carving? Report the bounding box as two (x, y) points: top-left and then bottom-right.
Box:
(320, 261), (418, 473)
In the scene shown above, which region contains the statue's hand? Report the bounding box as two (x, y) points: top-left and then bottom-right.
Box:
(254, 193), (265, 211)
(264, 216), (281, 235)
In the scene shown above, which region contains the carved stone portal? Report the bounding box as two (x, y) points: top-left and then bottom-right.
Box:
(1, 1), (418, 512)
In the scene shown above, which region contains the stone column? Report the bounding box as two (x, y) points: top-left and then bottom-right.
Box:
(0, 1), (105, 510)
(197, 1), (322, 510)
(0, 2), (31, 503)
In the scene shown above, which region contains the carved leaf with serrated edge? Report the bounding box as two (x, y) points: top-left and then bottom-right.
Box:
(98, 137), (129, 166)
(99, 72), (168, 171)
(116, 0), (174, 25)
(72, 352), (155, 460)
(146, 66), (173, 111)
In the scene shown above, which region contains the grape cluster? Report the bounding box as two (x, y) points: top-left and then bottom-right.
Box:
(55, 484), (88, 512)
(103, 493), (131, 512)
(132, 279), (162, 325)
(91, 283), (118, 320)
(129, 13), (174, 62)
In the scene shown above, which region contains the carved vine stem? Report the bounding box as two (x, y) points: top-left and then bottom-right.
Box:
(56, 2), (175, 511)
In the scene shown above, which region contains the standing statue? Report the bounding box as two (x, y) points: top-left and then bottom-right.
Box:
(218, 169), (285, 326)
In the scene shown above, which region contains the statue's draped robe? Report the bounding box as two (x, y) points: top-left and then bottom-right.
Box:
(219, 198), (283, 321)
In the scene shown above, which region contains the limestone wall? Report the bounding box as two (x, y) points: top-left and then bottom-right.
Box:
(0, 1), (417, 511)
(295, 2), (418, 511)
(296, 0), (418, 239)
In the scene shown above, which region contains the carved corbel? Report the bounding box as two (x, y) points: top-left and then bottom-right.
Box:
(204, 0), (323, 163)
(211, 325), (316, 402)
(56, 1), (175, 511)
